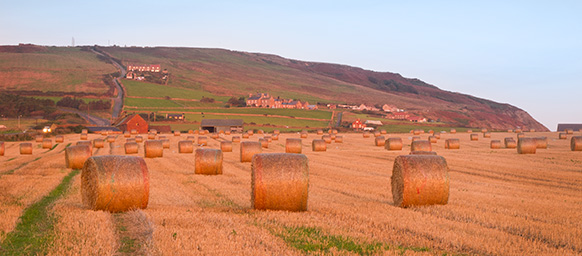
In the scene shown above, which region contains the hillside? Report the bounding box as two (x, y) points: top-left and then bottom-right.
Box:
(0, 44), (548, 131)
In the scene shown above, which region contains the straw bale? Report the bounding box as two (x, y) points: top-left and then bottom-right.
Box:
(445, 139), (460, 149)
(131, 129), (138, 135)
(42, 139), (52, 149)
(55, 135), (64, 143)
(178, 140), (194, 153)
(240, 141), (262, 162)
(221, 141), (233, 152)
(428, 136), (437, 143)
(193, 130), (199, 135)
(335, 135), (343, 143)
(81, 155), (149, 212)
(20, 143), (33, 154)
(428, 130), (434, 135)
(504, 138), (517, 148)
(391, 155), (449, 207)
(481, 128), (488, 133)
(0, 141), (4, 156)
(124, 142), (139, 154)
(530, 129), (536, 132)
(317, 129), (323, 135)
(515, 129), (522, 133)
(517, 133), (525, 139)
(106, 136), (116, 143)
(483, 132), (491, 138)
(566, 129), (574, 135)
(251, 153), (309, 211)
(265, 136), (272, 142)
(161, 139), (170, 149)
(174, 131), (181, 136)
(490, 140), (502, 149)
(35, 135), (43, 143)
(300, 132), (308, 138)
(381, 129), (387, 134)
(124, 131), (131, 138)
(248, 130), (254, 136)
(411, 140), (432, 152)
(507, 129), (513, 133)
(571, 136), (582, 151)
(135, 136), (143, 143)
(450, 129), (456, 134)
(198, 136), (208, 146)
(148, 133), (156, 140)
(82, 129), (88, 134)
(194, 148), (223, 175)
(149, 129), (157, 134)
(144, 140), (163, 158)
(385, 138), (403, 151)
(272, 134), (279, 141)
(517, 138), (537, 154)
(80, 134), (88, 140)
(412, 136), (421, 142)
(219, 130), (225, 134)
(225, 130), (231, 135)
(363, 132), (371, 138)
(322, 135), (331, 144)
(559, 133), (567, 139)
(434, 133), (441, 139)
(374, 131), (381, 137)
(286, 138), (303, 153)
(66, 145), (93, 169)
(186, 136), (196, 141)
(232, 136), (241, 143)
(259, 138), (269, 149)
(375, 136), (386, 146)
(126, 138), (136, 144)
(101, 131), (108, 136)
(470, 134), (478, 141)
(332, 129), (338, 134)
(273, 130), (280, 135)
(77, 141), (92, 147)
(312, 139), (326, 152)
(413, 130), (421, 135)
(534, 137), (548, 149)
(211, 133), (219, 139)
(410, 151), (437, 155)
(242, 133), (250, 139)
(467, 129), (473, 133)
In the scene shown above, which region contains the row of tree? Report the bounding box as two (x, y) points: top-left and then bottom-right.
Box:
(56, 97), (111, 111)
(0, 93), (56, 117)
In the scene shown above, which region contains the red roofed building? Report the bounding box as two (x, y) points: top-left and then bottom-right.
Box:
(113, 114), (148, 134)
(127, 64), (161, 73)
(352, 118), (366, 130)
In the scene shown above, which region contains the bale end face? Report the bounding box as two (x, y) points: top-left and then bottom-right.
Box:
(391, 155), (449, 207)
(144, 140), (163, 158)
(534, 137), (548, 149)
(517, 138), (537, 154)
(385, 138), (403, 151)
(571, 136), (582, 151)
(195, 148), (223, 175)
(312, 139), (326, 152)
(65, 145), (93, 169)
(81, 155), (149, 212)
(286, 138), (303, 154)
(240, 141), (262, 162)
(179, 140), (194, 153)
(470, 134), (478, 141)
(20, 143), (33, 154)
(251, 153), (309, 211)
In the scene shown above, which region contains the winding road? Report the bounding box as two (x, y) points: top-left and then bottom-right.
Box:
(90, 47), (126, 119)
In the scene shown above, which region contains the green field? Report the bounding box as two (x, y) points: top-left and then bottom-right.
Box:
(123, 107), (332, 120)
(122, 80), (229, 101)
(30, 96), (106, 104)
(183, 113), (329, 128)
(124, 98), (184, 108)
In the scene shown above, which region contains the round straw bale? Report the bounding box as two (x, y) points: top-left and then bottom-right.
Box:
(77, 141), (92, 147)
(124, 131), (130, 138)
(188, 129), (194, 134)
(375, 136), (386, 146)
(195, 148), (223, 175)
(428, 130), (434, 135)
(80, 134), (88, 140)
(149, 129), (157, 134)
(273, 130), (280, 135)
(312, 139), (326, 152)
(240, 141), (262, 162)
(82, 129), (88, 134)
(504, 138), (517, 148)
(335, 135), (343, 143)
(411, 140), (431, 152)
(428, 136), (437, 143)
(450, 129), (456, 134)
(148, 133), (156, 140)
(35, 135), (43, 143)
(391, 155), (449, 207)
(445, 139), (460, 149)
(372, 131), (380, 137)
(220, 141), (233, 152)
(470, 134), (478, 141)
(363, 132), (371, 138)
(566, 129), (574, 134)
(194, 130), (200, 135)
(259, 138), (269, 149)
(211, 133), (219, 139)
(198, 136), (208, 146)
(251, 153), (309, 211)
(332, 129), (338, 134)
(322, 135), (331, 144)
(467, 129), (473, 133)
(247, 130), (254, 136)
(186, 136), (196, 141)
(106, 136), (115, 143)
(20, 143), (33, 154)
(158, 135), (166, 140)
(517, 133), (525, 139)
(507, 129), (513, 133)
(413, 130), (421, 135)
(385, 137), (403, 151)
(300, 132), (308, 138)
(225, 130), (231, 135)
(410, 151), (437, 155)
(135, 136), (143, 143)
(0, 141), (4, 156)
(517, 138), (537, 154)
(316, 129), (323, 135)
(81, 155), (149, 212)
(286, 138), (303, 153)
(124, 142), (139, 154)
(330, 134), (336, 141)
(381, 129), (387, 134)
(161, 139), (170, 149)
(55, 135), (64, 143)
(93, 138), (105, 148)
(218, 130), (225, 134)
(174, 131), (181, 136)
(515, 129), (522, 133)
(272, 134), (279, 141)
(481, 128), (488, 133)
(178, 140), (194, 153)
(571, 136), (582, 151)
(434, 133), (441, 139)
(232, 136), (241, 143)
(557, 133), (567, 139)
(483, 132), (491, 138)
(490, 140), (502, 149)
(256, 130), (263, 134)
(126, 138), (136, 143)
(412, 136), (421, 142)
(42, 139), (52, 149)
(144, 140), (163, 158)
(101, 131), (108, 136)
(264, 136), (272, 142)
(534, 137), (548, 149)
(130, 129), (138, 135)
(242, 133), (250, 139)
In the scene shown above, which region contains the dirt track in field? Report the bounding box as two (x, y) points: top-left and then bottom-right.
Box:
(0, 131), (581, 255)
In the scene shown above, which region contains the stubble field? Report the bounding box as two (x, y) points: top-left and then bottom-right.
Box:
(0, 131), (580, 255)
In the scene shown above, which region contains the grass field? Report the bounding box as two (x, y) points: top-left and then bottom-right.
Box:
(0, 131), (580, 254)
(122, 79), (229, 101)
(0, 118), (49, 130)
(0, 47), (115, 94)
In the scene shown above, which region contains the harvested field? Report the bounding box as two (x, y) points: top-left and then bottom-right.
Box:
(0, 131), (581, 255)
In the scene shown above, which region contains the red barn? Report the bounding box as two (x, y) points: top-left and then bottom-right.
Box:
(352, 118), (366, 131)
(114, 114), (148, 134)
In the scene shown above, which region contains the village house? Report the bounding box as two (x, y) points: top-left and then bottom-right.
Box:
(246, 93), (311, 110)
(365, 120), (383, 126)
(351, 119), (366, 130)
(165, 113), (185, 121)
(382, 104), (399, 112)
(127, 64), (161, 73)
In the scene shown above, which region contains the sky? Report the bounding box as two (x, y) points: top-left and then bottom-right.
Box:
(0, 0), (580, 131)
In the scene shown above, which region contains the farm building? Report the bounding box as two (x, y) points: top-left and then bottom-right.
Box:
(352, 119), (366, 130)
(557, 124), (582, 132)
(149, 125), (172, 134)
(166, 113), (185, 120)
(200, 119), (243, 133)
(112, 114), (148, 134)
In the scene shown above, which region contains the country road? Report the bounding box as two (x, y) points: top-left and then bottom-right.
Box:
(58, 107), (110, 126)
(91, 47), (126, 119)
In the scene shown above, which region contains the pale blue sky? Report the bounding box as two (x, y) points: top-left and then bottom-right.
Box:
(1, 1), (580, 130)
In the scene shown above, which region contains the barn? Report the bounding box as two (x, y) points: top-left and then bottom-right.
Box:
(557, 124), (582, 132)
(200, 119), (243, 133)
(113, 114), (148, 134)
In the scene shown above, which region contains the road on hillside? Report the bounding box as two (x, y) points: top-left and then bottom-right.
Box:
(58, 107), (110, 126)
(91, 48), (126, 119)
(335, 111), (343, 127)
